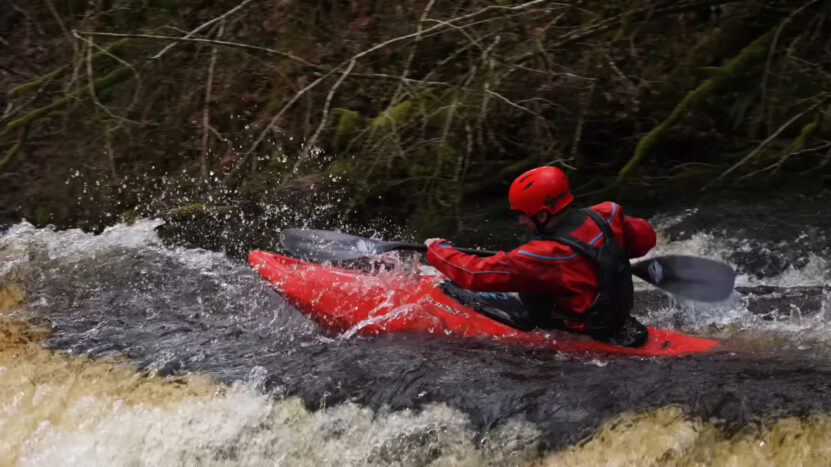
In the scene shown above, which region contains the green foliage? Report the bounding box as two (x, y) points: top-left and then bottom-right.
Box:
(331, 108), (362, 152)
(2, 0), (829, 233)
(370, 100), (413, 135)
(618, 28), (776, 181)
(1, 65), (133, 141)
(165, 203), (234, 220)
(772, 102), (831, 161)
(0, 125), (29, 173)
(120, 209), (138, 225)
(7, 67), (68, 99)
(7, 39), (128, 100)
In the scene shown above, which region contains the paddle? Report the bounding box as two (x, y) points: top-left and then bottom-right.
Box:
(280, 228), (736, 302)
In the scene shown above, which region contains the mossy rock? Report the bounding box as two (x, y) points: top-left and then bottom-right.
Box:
(370, 100), (413, 135)
(164, 203), (235, 219)
(332, 108), (364, 152)
(324, 158), (356, 178)
(33, 205), (52, 225)
(120, 209), (138, 225)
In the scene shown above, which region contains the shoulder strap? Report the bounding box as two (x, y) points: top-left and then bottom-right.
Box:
(543, 208), (614, 262)
(584, 208), (615, 242)
(542, 208), (614, 260)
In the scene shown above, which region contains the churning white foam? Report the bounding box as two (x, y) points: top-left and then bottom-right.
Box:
(15, 383), (540, 467)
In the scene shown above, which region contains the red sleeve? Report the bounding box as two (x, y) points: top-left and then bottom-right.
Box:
(425, 242), (542, 292)
(621, 214), (656, 258)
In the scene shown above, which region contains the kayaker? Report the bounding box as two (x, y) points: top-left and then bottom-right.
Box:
(425, 166), (656, 347)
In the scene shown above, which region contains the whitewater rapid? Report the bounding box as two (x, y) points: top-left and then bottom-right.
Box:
(1, 209), (830, 465)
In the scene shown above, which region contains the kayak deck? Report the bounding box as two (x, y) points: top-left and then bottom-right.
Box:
(249, 250), (719, 357)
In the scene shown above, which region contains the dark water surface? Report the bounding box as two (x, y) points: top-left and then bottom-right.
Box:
(1, 194), (830, 463)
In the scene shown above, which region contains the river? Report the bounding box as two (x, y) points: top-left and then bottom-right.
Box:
(1, 193), (830, 465)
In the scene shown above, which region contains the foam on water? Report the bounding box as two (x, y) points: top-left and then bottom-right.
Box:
(0, 221), (545, 465)
(3, 215), (831, 464)
(0, 219), (243, 276)
(541, 406), (831, 466)
(18, 391), (543, 467)
(0, 219), (164, 262)
(0, 322), (541, 467)
(4, 217), (826, 336)
(626, 224), (830, 337)
(7, 310), (831, 467)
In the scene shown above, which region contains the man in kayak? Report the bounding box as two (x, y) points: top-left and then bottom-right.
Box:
(424, 166), (656, 347)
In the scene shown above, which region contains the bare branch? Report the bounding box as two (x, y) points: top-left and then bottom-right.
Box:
(236, 0), (550, 170)
(708, 100), (825, 187)
(485, 89), (543, 119)
(515, 0), (741, 64)
(73, 31), (140, 125)
(201, 20), (225, 182)
(735, 141), (831, 182)
(229, 67), (340, 179)
(759, 0), (820, 131)
(390, 0), (437, 105)
(151, 0), (256, 60)
(351, 0), (548, 63)
(78, 31), (320, 69)
(296, 59), (358, 170)
(104, 128), (119, 182)
(8, 1), (45, 36)
(44, 0), (73, 43)
(78, 31), (450, 87)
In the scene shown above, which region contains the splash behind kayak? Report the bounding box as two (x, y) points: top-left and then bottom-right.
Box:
(248, 250), (719, 357)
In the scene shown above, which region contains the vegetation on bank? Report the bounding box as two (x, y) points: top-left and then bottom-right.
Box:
(0, 0), (829, 238)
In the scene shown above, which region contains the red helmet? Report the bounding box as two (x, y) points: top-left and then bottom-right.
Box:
(508, 166), (574, 216)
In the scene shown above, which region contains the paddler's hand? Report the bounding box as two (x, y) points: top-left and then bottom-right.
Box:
(424, 238), (447, 248)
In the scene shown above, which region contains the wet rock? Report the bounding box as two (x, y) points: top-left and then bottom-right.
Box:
(661, 193), (831, 246)
(634, 286), (828, 322)
(632, 290), (674, 313)
(736, 286), (828, 321)
(658, 193), (830, 279)
(729, 248), (798, 279)
(0, 216), (13, 234)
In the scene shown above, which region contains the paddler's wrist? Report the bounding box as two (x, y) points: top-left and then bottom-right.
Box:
(424, 238), (450, 249)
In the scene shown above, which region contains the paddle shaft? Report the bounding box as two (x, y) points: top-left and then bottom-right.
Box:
(381, 242), (497, 257)
(279, 228), (736, 302)
(382, 242), (659, 286)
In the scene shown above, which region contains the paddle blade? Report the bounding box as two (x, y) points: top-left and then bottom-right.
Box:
(280, 228), (387, 262)
(631, 255), (735, 302)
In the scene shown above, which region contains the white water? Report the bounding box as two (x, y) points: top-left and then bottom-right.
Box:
(4, 217), (827, 333)
(13, 382), (540, 467)
(1, 220), (542, 466)
(2, 217), (830, 465)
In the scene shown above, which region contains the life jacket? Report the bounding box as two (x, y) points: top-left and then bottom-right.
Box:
(533, 208), (634, 341)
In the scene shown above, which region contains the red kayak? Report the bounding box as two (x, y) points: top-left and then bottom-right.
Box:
(249, 250), (719, 357)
